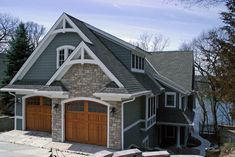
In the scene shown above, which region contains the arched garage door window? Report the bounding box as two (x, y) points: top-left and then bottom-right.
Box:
(65, 100), (107, 146)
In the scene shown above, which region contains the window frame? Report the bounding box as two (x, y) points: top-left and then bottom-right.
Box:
(56, 45), (75, 69)
(145, 95), (157, 130)
(131, 53), (145, 73)
(165, 92), (176, 108)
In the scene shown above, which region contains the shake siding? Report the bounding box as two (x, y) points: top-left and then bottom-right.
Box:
(23, 33), (82, 81)
(92, 32), (132, 70)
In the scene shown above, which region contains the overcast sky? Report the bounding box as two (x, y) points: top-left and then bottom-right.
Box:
(1, 0), (225, 50)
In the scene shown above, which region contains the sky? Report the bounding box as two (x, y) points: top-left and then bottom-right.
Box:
(0, 0), (226, 50)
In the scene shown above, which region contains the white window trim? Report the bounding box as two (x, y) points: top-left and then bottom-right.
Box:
(47, 41), (124, 88)
(165, 92), (176, 108)
(56, 45), (75, 69)
(145, 95), (157, 130)
(131, 53), (145, 73)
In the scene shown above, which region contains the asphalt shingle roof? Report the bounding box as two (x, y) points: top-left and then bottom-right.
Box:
(67, 14), (161, 94)
(147, 51), (194, 92)
(157, 108), (194, 125)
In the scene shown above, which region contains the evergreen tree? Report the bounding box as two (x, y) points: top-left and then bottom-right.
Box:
(0, 23), (33, 115)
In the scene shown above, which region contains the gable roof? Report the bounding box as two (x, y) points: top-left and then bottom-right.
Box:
(147, 51), (194, 93)
(4, 13), (193, 96)
(67, 14), (161, 94)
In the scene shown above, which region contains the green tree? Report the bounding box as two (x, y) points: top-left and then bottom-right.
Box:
(216, 0), (235, 118)
(0, 23), (33, 115)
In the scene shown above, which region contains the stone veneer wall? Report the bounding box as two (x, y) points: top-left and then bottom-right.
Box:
(61, 64), (110, 98)
(52, 98), (62, 142)
(53, 64), (122, 149)
(108, 101), (122, 149)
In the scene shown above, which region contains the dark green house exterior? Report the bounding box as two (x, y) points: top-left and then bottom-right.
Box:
(0, 13), (195, 150)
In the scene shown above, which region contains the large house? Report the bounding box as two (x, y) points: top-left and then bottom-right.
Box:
(0, 13), (195, 150)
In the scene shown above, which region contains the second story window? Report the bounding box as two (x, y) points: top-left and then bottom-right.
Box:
(131, 54), (145, 72)
(56, 45), (75, 69)
(165, 92), (176, 108)
(146, 95), (157, 129)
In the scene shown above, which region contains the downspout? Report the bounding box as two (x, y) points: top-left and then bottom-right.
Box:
(9, 92), (16, 130)
(121, 97), (136, 150)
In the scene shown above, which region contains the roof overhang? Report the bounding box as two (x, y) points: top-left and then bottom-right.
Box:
(0, 88), (69, 98)
(93, 90), (152, 101)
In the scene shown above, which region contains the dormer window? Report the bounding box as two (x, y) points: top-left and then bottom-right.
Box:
(56, 45), (75, 68)
(131, 54), (144, 73)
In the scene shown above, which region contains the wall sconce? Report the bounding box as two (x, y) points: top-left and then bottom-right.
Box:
(110, 107), (116, 116)
(17, 97), (21, 103)
(53, 103), (59, 109)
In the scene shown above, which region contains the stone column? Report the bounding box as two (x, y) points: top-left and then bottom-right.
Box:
(52, 98), (62, 142)
(108, 101), (122, 150)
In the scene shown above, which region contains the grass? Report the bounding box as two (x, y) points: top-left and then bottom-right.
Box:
(220, 143), (235, 156)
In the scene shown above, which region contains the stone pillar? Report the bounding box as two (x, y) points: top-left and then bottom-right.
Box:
(108, 101), (122, 150)
(52, 98), (62, 142)
(176, 126), (181, 148)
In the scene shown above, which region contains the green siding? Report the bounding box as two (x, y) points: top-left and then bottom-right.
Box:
(16, 95), (23, 116)
(93, 32), (132, 69)
(16, 119), (22, 130)
(23, 32), (82, 81)
(124, 96), (145, 128)
(124, 123), (157, 149)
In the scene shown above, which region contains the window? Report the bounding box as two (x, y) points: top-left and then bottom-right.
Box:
(146, 95), (157, 129)
(56, 45), (75, 68)
(165, 92), (176, 108)
(131, 54), (144, 72)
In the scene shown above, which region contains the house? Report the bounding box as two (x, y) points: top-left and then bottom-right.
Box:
(0, 13), (195, 150)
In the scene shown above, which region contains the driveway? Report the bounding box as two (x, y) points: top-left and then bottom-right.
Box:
(0, 141), (84, 157)
(0, 130), (110, 156)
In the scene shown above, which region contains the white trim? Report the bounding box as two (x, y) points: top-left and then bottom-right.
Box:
(46, 41), (124, 88)
(131, 69), (145, 73)
(61, 97), (110, 148)
(94, 90), (151, 101)
(179, 93), (182, 109)
(56, 45), (75, 69)
(157, 122), (194, 126)
(68, 59), (97, 65)
(142, 136), (149, 147)
(165, 92), (176, 108)
(9, 13), (92, 85)
(1, 88), (37, 92)
(123, 119), (145, 132)
(145, 59), (190, 95)
(121, 97), (136, 150)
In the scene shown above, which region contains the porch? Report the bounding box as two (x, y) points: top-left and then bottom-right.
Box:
(0, 130), (111, 155)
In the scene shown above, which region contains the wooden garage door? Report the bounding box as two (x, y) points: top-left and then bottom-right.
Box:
(65, 100), (107, 146)
(26, 96), (52, 132)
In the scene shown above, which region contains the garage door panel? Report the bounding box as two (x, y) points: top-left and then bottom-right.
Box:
(65, 100), (107, 146)
(26, 97), (52, 132)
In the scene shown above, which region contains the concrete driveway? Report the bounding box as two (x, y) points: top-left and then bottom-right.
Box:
(0, 130), (109, 156)
(0, 141), (85, 157)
